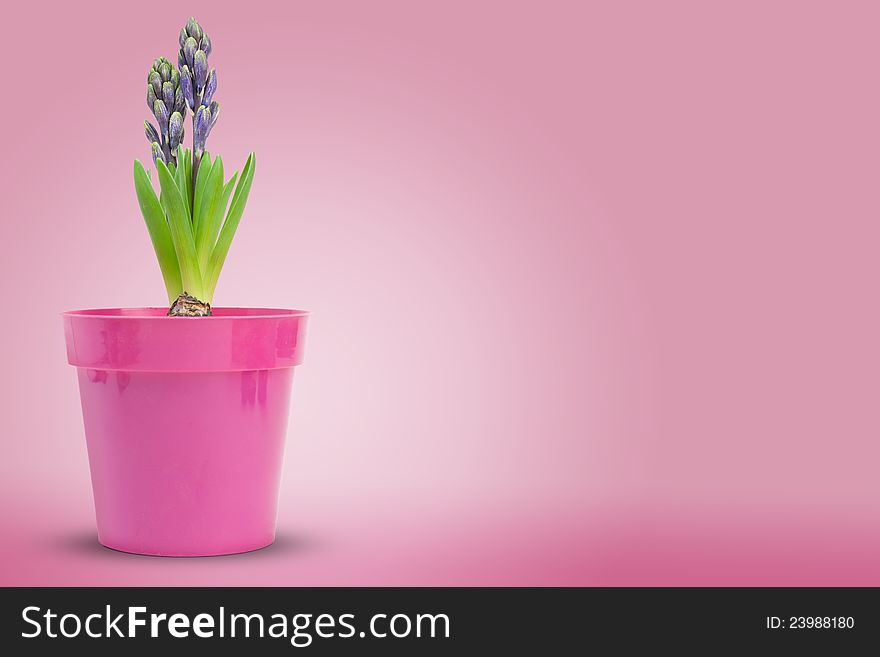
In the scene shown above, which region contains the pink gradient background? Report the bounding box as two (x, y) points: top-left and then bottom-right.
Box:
(1, 1), (879, 585)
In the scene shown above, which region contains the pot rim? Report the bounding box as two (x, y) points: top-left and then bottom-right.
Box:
(62, 306), (311, 319)
(63, 307), (310, 371)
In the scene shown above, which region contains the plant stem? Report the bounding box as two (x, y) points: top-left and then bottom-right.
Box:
(163, 140), (173, 167)
(190, 90), (202, 214)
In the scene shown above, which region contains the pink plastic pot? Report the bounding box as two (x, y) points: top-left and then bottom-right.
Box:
(62, 307), (309, 557)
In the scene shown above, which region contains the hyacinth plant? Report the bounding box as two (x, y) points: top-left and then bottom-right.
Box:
(134, 17), (255, 316)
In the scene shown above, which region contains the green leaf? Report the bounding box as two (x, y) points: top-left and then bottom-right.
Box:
(173, 147), (191, 223)
(183, 148), (194, 216)
(192, 152), (213, 235)
(223, 171), (239, 201)
(194, 155), (225, 272)
(133, 160), (182, 304)
(205, 153), (256, 299)
(156, 159), (205, 300)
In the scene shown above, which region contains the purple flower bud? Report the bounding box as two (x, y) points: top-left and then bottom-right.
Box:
(201, 70), (217, 106)
(153, 100), (169, 136)
(207, 101), (219, 133)
(195, 105), (211, 134)
(151, 142), (165, 167)
(178, 50), (187, 71)
(184, 37), (198, 67)
(193, 50), (208, 90)
(149, 71), (162, 97)
(174, 87), (186, 115)
(194, 105), (211, 154)
(147, 84), (157, 111)
(169, 112), (184, 149)
(162, 81), (175, 112)
(144, 121), (161, 144)
(179, 28), (188, 48)
(186, 17), (202, 41)
(159, 61), (172, 82)
(200, 34), (212, 56)
(179, 67), (194, 110)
